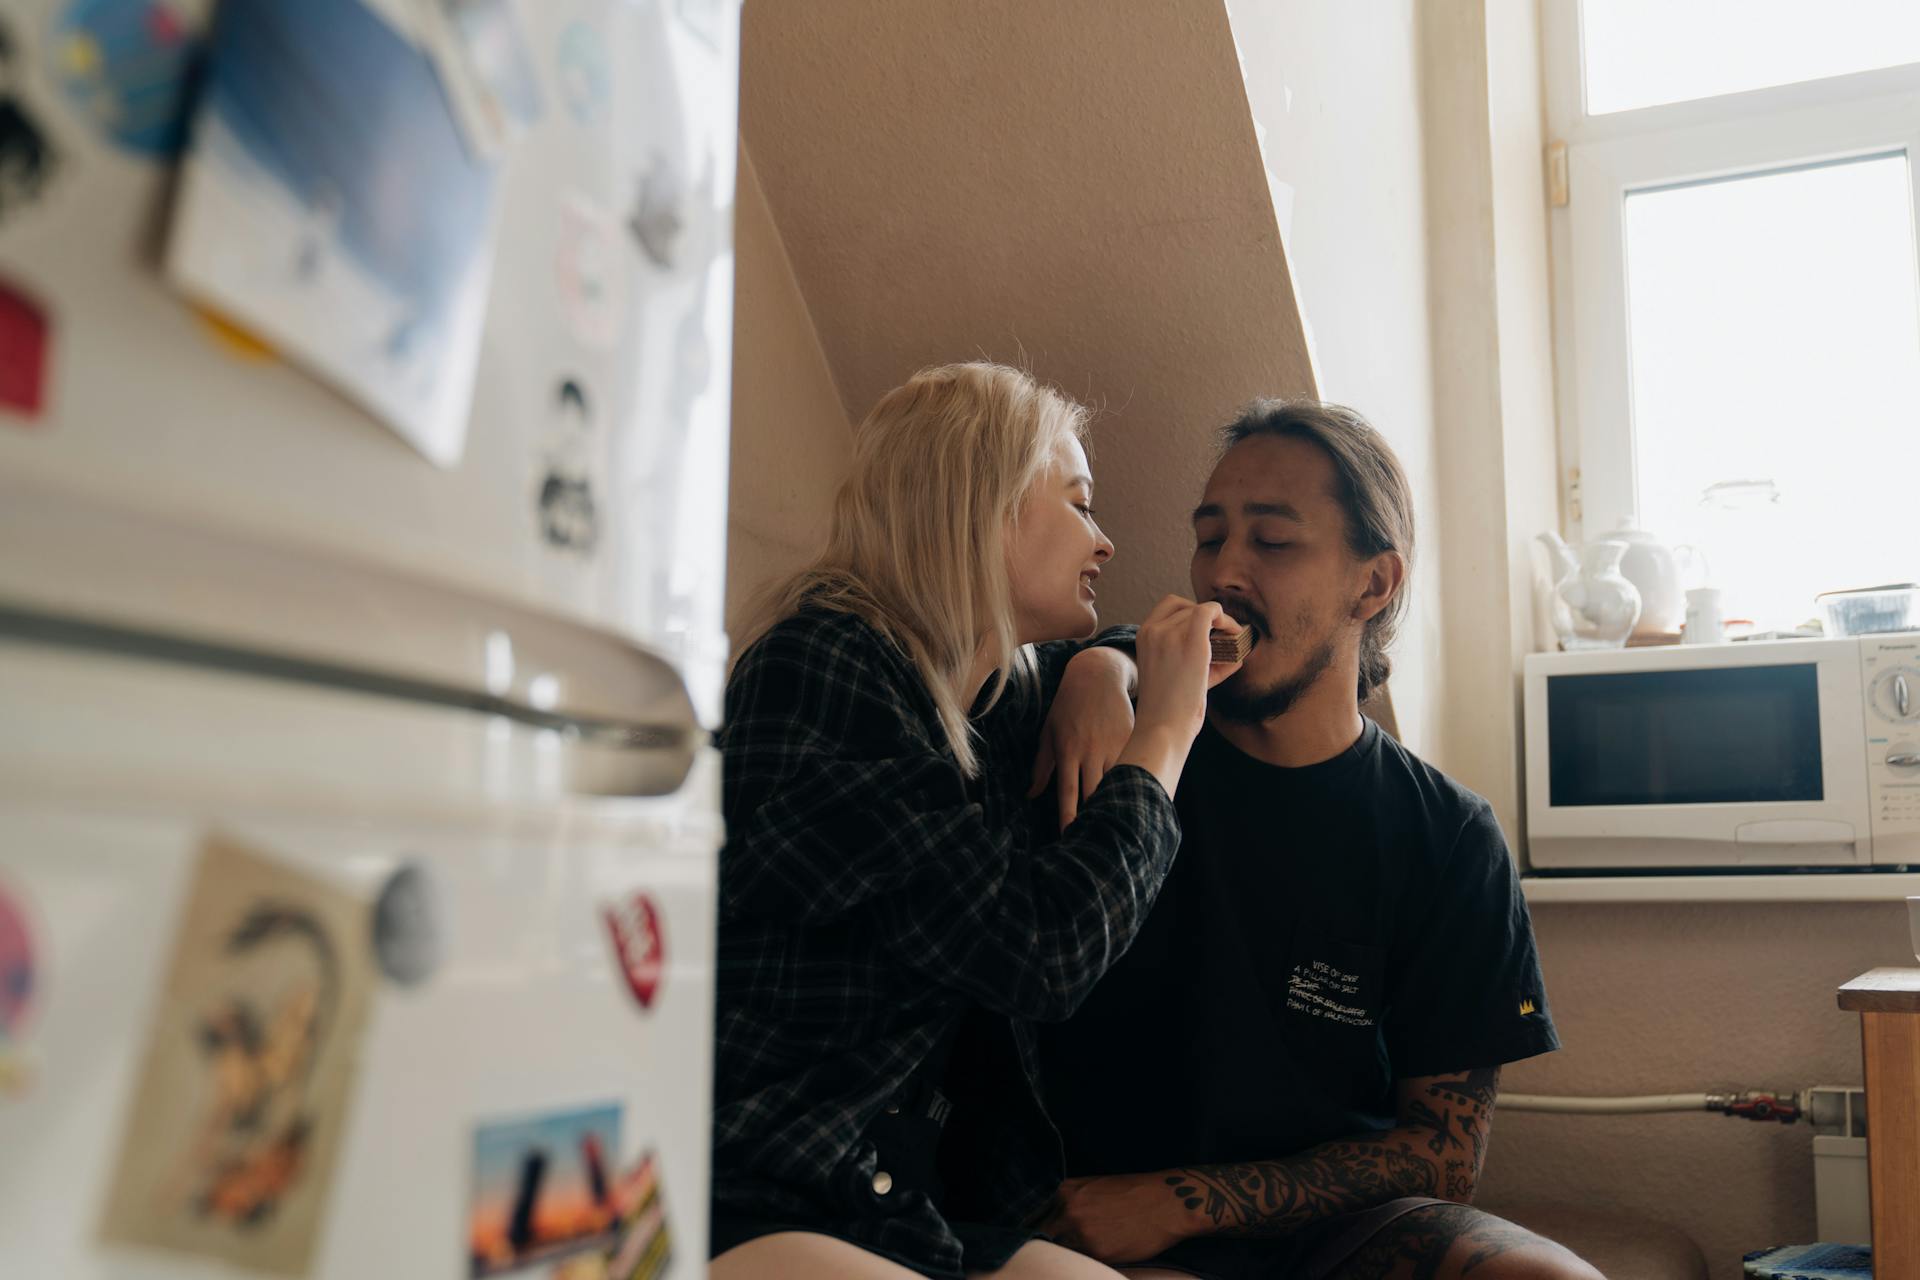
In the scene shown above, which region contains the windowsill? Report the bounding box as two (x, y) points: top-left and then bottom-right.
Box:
(1521, 870), (1920, 904)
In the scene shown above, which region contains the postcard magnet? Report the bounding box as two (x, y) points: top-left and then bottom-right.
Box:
(468, 1101), (624, 1276)
(97, 834), (376, 1274)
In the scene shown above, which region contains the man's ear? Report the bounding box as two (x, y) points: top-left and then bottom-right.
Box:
(1351, 550), (1406, 624)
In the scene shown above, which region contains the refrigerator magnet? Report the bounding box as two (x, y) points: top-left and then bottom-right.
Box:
(50, 0), (205, 159)
(555, 192), (628, 350)
(468, 1101), (624, 1276)
(165, 0), (499, 469)
(625, 154), (683, 272)
(536, 376), (600, 554)
(0, 19), (60, 224)
(554, 21), (609, 126)
(192, 304), (277, 363)
(415, 0), (543, 159)
(603, 893), (664, 1012)
(97, 834), (377, 1275)
(601, 1149), (674, 1280)
(0, 276), (50, 420)
(0, 877), (39, 1097)
(371, 860), (443, 988)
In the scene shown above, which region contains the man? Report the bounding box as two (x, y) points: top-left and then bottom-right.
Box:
(1029, 401), (1598, 1280)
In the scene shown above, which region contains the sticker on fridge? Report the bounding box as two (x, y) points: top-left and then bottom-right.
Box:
(418, 0), (543, 157)
(603, 893), (664, 1012)
(625, 155), (683, 273)
(0, 876), (39, 1097)
(553, 22), (608, 125)
(193, 302), (278, 363)
(1, 17), (59, 223)
(555, 193), (627, 351)
(536, 376), (600, 554)
(51, 0), (208, 158)
(601, 1150), (674, 1280)
(97, 833), (376, 1277)
(165, 0), (501, 468)
(0, 275), (51, 420)
(467, 1101), (623, 1277)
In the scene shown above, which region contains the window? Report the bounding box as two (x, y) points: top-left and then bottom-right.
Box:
(1580, 0), (1920, 115)
(1545, 1), (1920, 631)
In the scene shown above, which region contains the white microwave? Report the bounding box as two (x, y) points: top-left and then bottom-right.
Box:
(1523, 635), (1920, 870)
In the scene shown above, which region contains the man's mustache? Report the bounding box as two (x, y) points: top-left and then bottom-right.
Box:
(1211, 595), (1271, 637)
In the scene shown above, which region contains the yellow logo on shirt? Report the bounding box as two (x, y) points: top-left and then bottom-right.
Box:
(1518, 998), (1537, 1016)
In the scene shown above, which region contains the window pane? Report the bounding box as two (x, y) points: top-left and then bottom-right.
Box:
(1583, 0), (1920, 115)
(1622, 153), (1920, 630)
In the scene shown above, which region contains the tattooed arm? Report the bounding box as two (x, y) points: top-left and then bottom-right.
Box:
(1037, 1067), (1501, 1263)
(1170, 1066), (1501, 1235)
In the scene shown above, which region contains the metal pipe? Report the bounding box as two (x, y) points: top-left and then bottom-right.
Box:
(1502, 1092), (1716, 1115)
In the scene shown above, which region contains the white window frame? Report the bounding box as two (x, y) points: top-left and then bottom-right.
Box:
(1542, 0), (1920, 542)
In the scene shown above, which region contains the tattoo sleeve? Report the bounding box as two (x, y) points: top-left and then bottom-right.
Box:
(1161, 1067), (1501, 1238)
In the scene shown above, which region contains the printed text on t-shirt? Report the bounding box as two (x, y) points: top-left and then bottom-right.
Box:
(1286, 958), (1375, 1026)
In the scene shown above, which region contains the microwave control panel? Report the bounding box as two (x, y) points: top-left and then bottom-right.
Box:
(1864, 635), (1920, 861)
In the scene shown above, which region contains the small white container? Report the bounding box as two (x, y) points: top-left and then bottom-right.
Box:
(1683, 587), (1724, 645)
(1818, 583), (1920, 637)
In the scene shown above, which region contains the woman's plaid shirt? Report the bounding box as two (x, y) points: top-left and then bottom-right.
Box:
(712, 607), (1178, 1272)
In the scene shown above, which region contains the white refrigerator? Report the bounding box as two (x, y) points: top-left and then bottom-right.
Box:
(0, 0), (738, 1276)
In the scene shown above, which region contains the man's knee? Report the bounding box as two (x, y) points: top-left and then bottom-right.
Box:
(1453, 1245), (1605, 1280)
(1335, 1203), (1605, 1280)
(1426, 1206), (1605, 1280)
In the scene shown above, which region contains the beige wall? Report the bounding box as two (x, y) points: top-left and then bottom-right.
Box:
(725, 146), (850, 641)
(1485, 902), (1898, 1277)
(740, 0), (1316, 632)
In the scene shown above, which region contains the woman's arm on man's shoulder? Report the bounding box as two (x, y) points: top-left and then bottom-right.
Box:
(719, 609), (1182, 1023)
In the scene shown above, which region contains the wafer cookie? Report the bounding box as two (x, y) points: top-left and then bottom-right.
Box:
(1210, 627), (1255, 663)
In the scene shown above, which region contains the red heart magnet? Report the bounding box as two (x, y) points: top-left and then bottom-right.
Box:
(604, 893), (665, 1011)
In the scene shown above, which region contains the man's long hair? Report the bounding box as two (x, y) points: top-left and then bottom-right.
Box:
(1220, 399), (1414, 702)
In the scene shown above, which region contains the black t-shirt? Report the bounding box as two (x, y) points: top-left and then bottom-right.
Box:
(1040, 717), (1560, 1178)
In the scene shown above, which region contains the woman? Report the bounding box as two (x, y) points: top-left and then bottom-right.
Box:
(711, 362), (1241, 1280)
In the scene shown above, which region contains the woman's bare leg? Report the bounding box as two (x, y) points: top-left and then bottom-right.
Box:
(712, 1230), (1136, 1279)
(970, 1239), (1131, 1278)
(712, 1230), (926, 1279)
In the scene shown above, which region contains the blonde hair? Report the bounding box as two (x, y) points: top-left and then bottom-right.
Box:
(749, 362), (1091, 777)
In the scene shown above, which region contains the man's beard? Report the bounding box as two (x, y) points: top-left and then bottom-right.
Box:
(1206, 598), (1339, 724)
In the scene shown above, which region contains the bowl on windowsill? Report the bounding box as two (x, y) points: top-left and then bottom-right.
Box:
(1817, 583), (1920, 637)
